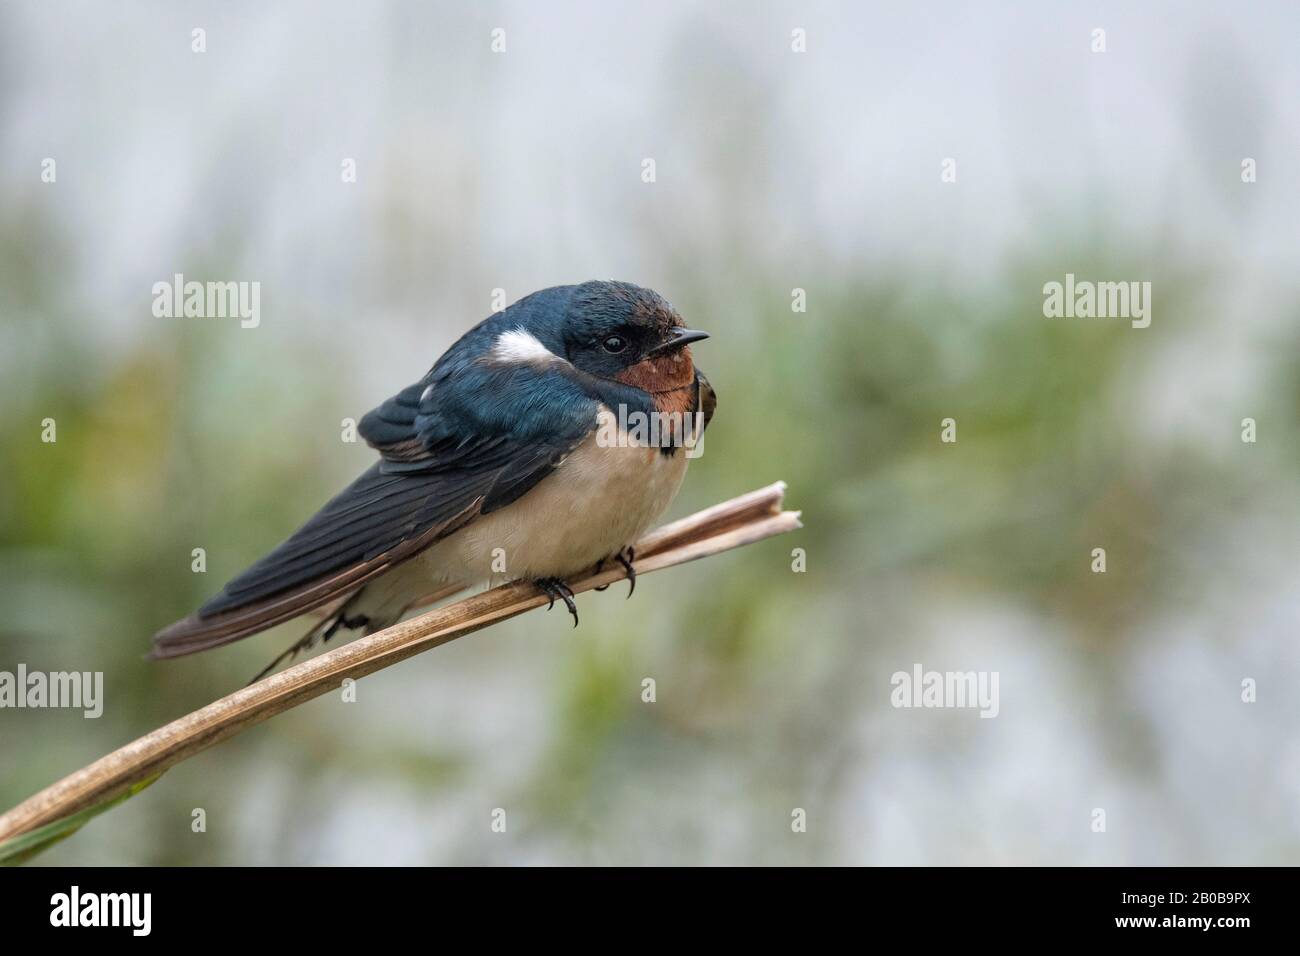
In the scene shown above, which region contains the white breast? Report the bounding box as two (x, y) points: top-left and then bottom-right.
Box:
(356, 418), (691, 625)
(450, 425), (689, 581)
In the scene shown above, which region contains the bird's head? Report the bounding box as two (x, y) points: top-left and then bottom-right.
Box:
(555, 281), (708, 390)
(477, 280), (708, 395)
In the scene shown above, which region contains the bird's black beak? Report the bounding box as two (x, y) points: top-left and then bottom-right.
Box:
(648, 327), (710, 357)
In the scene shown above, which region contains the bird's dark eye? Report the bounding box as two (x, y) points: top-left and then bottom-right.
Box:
(602, 335), (627, 353)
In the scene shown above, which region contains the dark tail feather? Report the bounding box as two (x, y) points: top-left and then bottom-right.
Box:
(149, 562), (381, 659)
(245, 607), (368, 685)
(149, 468), (487, 659)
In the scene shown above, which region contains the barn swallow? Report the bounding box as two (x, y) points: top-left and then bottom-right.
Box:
(151, 280), (716, 676)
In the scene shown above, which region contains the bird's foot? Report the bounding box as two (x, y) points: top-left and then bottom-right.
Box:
(535, 577), (579, 626)
(615, 546), (636, 597)
(590, 546), (636, 596)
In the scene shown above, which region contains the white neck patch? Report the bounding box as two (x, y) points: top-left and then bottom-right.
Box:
(489, 328), (566, 366)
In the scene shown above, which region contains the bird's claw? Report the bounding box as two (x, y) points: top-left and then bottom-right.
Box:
(615, 546), (636, 598)
(590, 547), (636, 596)
(536, 577), (579, 626)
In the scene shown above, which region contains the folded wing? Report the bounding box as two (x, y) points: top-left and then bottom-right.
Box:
(151, 360), (598, 658)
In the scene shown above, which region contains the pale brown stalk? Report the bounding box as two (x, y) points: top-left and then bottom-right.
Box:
(0, 483), (799, 847)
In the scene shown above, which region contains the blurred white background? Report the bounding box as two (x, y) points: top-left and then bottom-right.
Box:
(1, 1), (1298, 864)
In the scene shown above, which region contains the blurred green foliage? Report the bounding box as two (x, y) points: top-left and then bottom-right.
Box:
(3, 2), (1299, 865)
